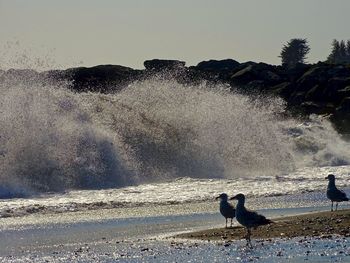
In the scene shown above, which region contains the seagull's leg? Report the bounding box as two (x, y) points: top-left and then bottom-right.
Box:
(336, 202), (338, 211)
(331, 202), (333, 212)
(246, 228), (252, 248)
(230, 218), (233, 228)
(225, 218), (227, 228)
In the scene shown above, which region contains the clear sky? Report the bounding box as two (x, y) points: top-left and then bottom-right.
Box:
(1, 0), (350, 69)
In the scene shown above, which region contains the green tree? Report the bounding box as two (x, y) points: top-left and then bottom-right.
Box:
(327, 39), (350, 64)
(339, 40), (347, 62)
(346, 40), (350, 63)
(279, 38), (310, 68)
(327, 39), (340, 63)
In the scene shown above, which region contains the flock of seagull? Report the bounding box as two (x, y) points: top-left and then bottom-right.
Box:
(216, 174), (349, 247)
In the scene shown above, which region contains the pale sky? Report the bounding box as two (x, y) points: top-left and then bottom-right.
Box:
(1, 0), (350, 69)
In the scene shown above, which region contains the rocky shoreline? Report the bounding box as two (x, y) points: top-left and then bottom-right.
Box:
(175, 209), (350, 241)
(1, 59), (350, 135)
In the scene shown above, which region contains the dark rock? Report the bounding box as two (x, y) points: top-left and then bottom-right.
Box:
(331, 97), (350, 134)
(268, 82), (293, 97)
(333, 85), (350, 104)
(230, 65), (256, 84)
(65, 64), (140, 93)
(300, 101), (334, 115)
(230, 63), (282, 87)
(3, 58), (350, 134)
(280, 63), (312, 82)
(337, 97), (350, 113)
(298, 66), (329, 86)
(304, 85), (326, 101)
(338, 86), (350, 97)
(144, 59), (185, 71)
(323, 78), (350, 103)
(327, 77), (350, 90)
(195, 59), (240, 73)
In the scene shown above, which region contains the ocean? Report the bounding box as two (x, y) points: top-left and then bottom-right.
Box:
(0, 71), (349, 214)
(0, 71), (349, 262)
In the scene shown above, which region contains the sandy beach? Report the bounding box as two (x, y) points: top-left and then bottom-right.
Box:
(176, 209), (350, 241)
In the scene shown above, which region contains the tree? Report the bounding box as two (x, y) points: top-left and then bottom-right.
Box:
(279, 38), (310, 68)
(339, 40), (347, 63)
(327, 39), (341, 63)
(327, 39), (350, 64)
(346, 40), (350, 63)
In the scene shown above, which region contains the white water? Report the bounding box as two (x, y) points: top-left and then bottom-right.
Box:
(0, 165), (349, 218)
(0, 71), (350, 215)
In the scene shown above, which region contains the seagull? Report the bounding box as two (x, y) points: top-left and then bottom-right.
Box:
(230, 193), (272, 248)
(325, 174), (349, 211)
(216, 193), (236, 228)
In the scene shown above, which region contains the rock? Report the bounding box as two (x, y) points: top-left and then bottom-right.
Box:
(268, 82), (293, 97)
(230, 63), (282, 87)
(295, 65), (350, 101)
(144, 59), (185, 71)
(304, 85), (326, 101)
(65, 64), (140, 93)
(298, 66), (329, 86)
(2, 59), (350, 135)
(230, 65), (256, 84)
(338, 86), (350, 97)
(323, 78), (350, 103)
(336, 97), (350, 113)
(195, 59), (240, 73)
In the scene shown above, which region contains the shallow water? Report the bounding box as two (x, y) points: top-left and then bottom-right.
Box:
(0, 191), (349, 262)
(0, 165), (349, 218)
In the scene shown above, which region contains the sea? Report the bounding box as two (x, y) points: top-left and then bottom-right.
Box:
(0, 70), (349, 217)
(0, 69), (349, 262)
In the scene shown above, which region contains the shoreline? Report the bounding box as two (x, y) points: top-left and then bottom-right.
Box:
(1, 205), (349, 262)
(175, 209), (350, 241)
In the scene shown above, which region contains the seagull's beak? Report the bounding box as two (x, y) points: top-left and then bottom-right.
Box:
(325, 176), (328, 179)
(215, 196), (220, 200)
(229, 195), (237, 200)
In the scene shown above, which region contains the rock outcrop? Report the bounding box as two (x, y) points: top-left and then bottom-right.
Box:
(2, 59), (350, 135)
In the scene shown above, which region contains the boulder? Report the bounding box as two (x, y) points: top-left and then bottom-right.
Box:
(65, 65), (140, 93)
(322, 78), (350, 103)
(230, 63), (282, 87)
(337, 86), (350, 97)
(195, 59), (240, 73)
(300, 101), (334, 115)
(230, 65), (256, 84)
(144, 59), (185, 71)
(304, 84), (326, 102)
(297, 66), (329, 88)
(337, 97), (350, 113)
(268, 82), (293, 97)
(331, 97), (350, 134)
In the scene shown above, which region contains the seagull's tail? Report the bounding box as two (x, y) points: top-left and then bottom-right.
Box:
(260, 217), (274, 225)
(265, 219), (274, 225)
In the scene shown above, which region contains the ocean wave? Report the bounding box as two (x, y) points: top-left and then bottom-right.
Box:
(1, 72), (350, 198)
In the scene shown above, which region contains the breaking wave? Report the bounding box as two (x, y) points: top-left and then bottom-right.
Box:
(0, 71), (349, 198)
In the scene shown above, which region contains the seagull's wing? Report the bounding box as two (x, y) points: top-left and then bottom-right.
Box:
(337, 189), (349, 200)
(220, 202), (236, 218)
(245, 210), (272, 226)
(227, 203), (236, 217)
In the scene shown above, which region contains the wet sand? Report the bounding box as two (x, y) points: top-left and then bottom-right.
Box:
(1, 206), (349, 262)
(175, 209), (350, 241)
